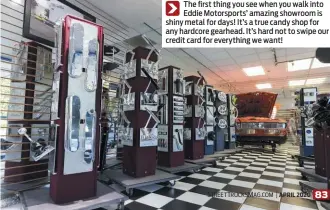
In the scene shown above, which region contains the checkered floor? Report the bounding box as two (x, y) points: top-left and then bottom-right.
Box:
(109, 146), (322, 210)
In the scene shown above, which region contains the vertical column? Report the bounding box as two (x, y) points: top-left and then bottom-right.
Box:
(204, 85), (215, 155)
(226, 94), (238, 149)
(50, 16), (104, 204)
(325, 129), (330, 189)
(183, 76), (205, 159)
(120, 46), (159, 177)
(157, 66), (185, 167)
(213, 90), (228, 151)
(314, 130), (326, 176)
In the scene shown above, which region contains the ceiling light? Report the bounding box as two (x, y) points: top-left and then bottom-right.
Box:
(306, 77), (326, 85)
(311, 58), (330, 69)
(256, 83), (272, 89)
(287, 58), (312, 72)
(242, 66), (265, 76)
(288, 80), (306, 86)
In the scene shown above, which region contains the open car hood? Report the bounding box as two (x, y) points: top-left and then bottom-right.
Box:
(236, 92), (277, 118)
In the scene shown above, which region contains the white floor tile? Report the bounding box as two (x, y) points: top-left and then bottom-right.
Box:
(272, 158), (286, 162)
(266, 166), (285, 171)
(214, 172), (237, 179)
(229, 180), (255, 188)
(203, 167), (222, 173)
(240, 204), (267, 210)
(262, 171), (285, 178)
(199, 206), (217, 210)
(124, 199), (133, 205)
(136, 193), (173, 208)
(259, 155), (273, 159)
(257, 179), (283, 188)
(286, 161), (299, 165)
(188, 173), (212, 180)
(240, 159), (254, 162)
(225, 166), (245, 172)
(251, 189), (280, 202)
(251, 162), (268, 166)
(284, 178), (300, 185)
(233, 162), (250, 167)
(255, 158), (270, 163)
(177, 192), (211, 205)
(280, 202), (317, 210)
(284, 171), (301, 176)
(225, 159), (238, 163)
(246, 166), (265, 171)
(199, 180), (226, 190)
(217, 162), (231, 167)
(239, 172), (261, 179)
(285, 165), (298, 170)
(215, 190), (247, 203)
(136, 184), (164, 192)
(171, 181), (196, 191)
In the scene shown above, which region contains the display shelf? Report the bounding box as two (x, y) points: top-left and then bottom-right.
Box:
(20, 182), (127, 210)
(157, 162), (202, 174)
(102, 169), (179, 196)
(299, 181), (327, 193)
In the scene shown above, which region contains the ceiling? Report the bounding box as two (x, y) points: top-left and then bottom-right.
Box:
(89, 0), (330, 97)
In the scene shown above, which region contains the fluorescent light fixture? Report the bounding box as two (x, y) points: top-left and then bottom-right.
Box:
(311, 58), (330, 69)
(287, 58), (312, 72)
(288, 80), (306, 86)
(242, 66), (265, 76)
(306, 77), (326, 85)
(256, 83), (272, 89)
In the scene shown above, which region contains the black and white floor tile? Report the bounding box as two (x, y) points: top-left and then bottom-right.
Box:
(110, 146), (325, 210)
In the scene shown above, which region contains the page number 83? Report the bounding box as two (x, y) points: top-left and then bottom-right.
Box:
(312, 190), (330, 200)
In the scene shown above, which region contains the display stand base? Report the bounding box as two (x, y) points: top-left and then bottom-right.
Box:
(292, 155), (314, 167)
(103, 159), (122, 170)
(157, 163), (202, 174)
(299, 181), (327, 192)
(205, 153), (230, 160)
(2, 177), (49, 194)
(321, 201), (330, 210)
(102, 169), (180, 196)
(296, 168), (327, 182)
(20, 182), (127, 210)
(185, 157), (217, 167)
(220, 148), (244, 154)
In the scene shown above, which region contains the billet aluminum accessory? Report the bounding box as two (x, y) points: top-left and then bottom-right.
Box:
(141, 35), (161, 78)
(218, 105), (228, 115)
(123, 50), (135, 78)
(185, 81), (193, 95)
(218, 119), (227, 129)
(120, 78), (133, 105)
(218, 92), (227, 102)
(68, 23), (84, 78)
(141, 108), (160, 140)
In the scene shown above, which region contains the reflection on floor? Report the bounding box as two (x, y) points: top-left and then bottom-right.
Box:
(109, 145), (326, 210)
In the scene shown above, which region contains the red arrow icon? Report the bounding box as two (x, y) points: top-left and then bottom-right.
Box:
(166, 1), (180, 16)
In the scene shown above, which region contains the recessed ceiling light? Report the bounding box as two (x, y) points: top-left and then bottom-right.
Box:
(242, 66), (265, 76)
(311, 58), (330, 69)
(256, 83), (272, 89)
(287, 58), (312, 72)
(288, 80), (306, 86)
(306, 77), (326, 85)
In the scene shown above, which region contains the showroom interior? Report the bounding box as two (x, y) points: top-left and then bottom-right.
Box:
(0, 0), (330, 210)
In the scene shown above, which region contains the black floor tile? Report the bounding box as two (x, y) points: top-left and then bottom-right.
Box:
(197, 170), (218, 176)
(153, 187), (185, 198)
(189, 185), (220, 196)
(235, 176), (259, 183)
(175, 171), (194, 177)
(161, 199), (201, 210)
(204, 197), (242, 210)
(244, 197), (280, 210)
(179, 177), (204, 185)
(253, 184), (282, 193)
(208, 176), (233, 184)
(281, 197), (318, 209)
(268, 163), (286, 168)
(237, 159), (254, 163)
(221, 170), (241, 175)
(260, 175), (284, 182)
(121, 189), (150, 200)
(250, 163), (267, 168)
(231, 164), (248, 169)
(243, 169), (264, 174)
(223, 185), (252, 193)
(264, 169), (285, 174)
(124, 201), (158, 210)
(282, 183), (301, 190)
